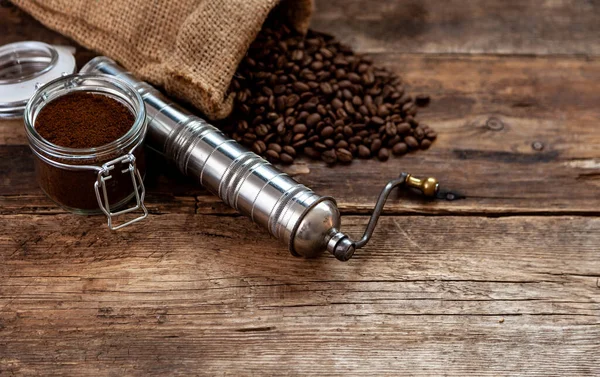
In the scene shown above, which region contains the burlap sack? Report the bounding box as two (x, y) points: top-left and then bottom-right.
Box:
(12, 0), (313, 120)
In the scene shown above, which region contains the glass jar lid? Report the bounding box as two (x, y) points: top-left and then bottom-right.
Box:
(0, 41), (76, 119)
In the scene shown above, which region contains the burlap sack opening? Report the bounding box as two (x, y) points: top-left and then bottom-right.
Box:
(12, 0), (313, 120)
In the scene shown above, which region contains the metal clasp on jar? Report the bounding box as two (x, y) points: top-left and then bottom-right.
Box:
(94, 152), (148, 230)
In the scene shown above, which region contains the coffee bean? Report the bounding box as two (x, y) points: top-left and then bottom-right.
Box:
(297, 111), (309, 122)
(275, 123), (285, 135)
(371, 138), (382, 153)
(273, 85), (286, 95)
(307, 81), (319, 90)
(282, 116), (294, 127)
(280, 153), (294, 164)
(302, 97), (319, 113)
(331, 98), (343, 110)
(348, 72), (361, 83)
(252, 140), (266, 154)
(377, 104), (390, 118)
(304, 147), (321, 159)
(377, 148), (390, 161)
(311, 61), (324, 71)
(306, 113), (322, 128)
(336, 108), (348, 119)
(256, 124), (269, 136)
(385, 122), (397, 136)
(358, 105), (369, 116)
(392, 142), (408, 155)
(314, 141), (327, 150)
(358, 145), (371, 158)
(414, 126), (426, 140)
(283, 145), (296, 156)
(293, 82), (310, 93)
(321, 126), (334, 138)
(317, 104), (327, 116)
(262, 87), (274, 97)
(405, 102), (418, 116)
(334, 57), (349, 66)
(319, 47), (334, 59)
(292, 139), (307, 148)
(237, 120), (249, 132)
(242, 133), (257, 144)
(320, 82), (333, 95)
(367, 104), (378, 117)
(404, 136), (419, 149)
(275, 96), (287, 112)
(348, 136), (362, 145)
(397, 122), (411, 134)
(290, 49), (302, 61)
(336, 148), (353, 163)
(426, 130), (437, 140)
(420, 139), (432, 149)
(266, 149), (280, 161)
(321, 149), (337, 164)
(286, 94), (300, 108)
(293, 123), (307, 133)
(343, 125), (354, 137)
(268, 143), (282, 153)
(300, 92), (313, 101)
(371, 116), (385, 126)
(343, 100), (355, 114)
(387, 135), (401, 147)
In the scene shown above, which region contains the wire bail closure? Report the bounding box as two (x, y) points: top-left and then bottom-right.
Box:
(94, 152), (148, 230)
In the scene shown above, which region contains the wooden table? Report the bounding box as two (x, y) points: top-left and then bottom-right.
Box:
(1, 1), (599, 375)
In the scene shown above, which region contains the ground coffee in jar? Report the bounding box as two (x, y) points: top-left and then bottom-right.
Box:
(36, 92), (134, 148)
(24, 74), (149, 229)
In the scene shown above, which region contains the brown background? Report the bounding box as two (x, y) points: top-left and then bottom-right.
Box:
(1, 0), (599, 375)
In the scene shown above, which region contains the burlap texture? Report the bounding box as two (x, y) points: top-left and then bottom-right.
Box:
(12, 0), (313, 119)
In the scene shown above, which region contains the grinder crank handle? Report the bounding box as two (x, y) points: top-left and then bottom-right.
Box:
(326, 173), (440, 261)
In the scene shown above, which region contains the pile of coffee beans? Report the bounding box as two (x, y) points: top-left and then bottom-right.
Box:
(222, 21), (436, 165)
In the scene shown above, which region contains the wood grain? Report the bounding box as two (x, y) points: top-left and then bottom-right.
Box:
(311, 0), (600, 55)
(1, 214), (599, 376)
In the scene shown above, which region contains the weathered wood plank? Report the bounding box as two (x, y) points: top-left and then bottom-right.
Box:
(3, 55), (599, 214)
(312, 0), (600, 55)
(1, 215), (598, 375)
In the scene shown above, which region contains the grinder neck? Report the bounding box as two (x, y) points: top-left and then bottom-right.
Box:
(326, 173), (439, 261)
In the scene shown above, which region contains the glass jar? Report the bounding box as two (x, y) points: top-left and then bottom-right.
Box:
(23, 73), (148, 229)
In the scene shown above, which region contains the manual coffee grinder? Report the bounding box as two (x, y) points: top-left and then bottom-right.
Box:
(80, 57), (443, 261)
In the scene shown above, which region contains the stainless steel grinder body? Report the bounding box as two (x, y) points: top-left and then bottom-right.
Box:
(82, 57), (343, 259)
(82, 57), (439, 261)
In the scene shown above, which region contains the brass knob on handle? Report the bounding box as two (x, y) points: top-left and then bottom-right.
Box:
(406, 175), (439, 197)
